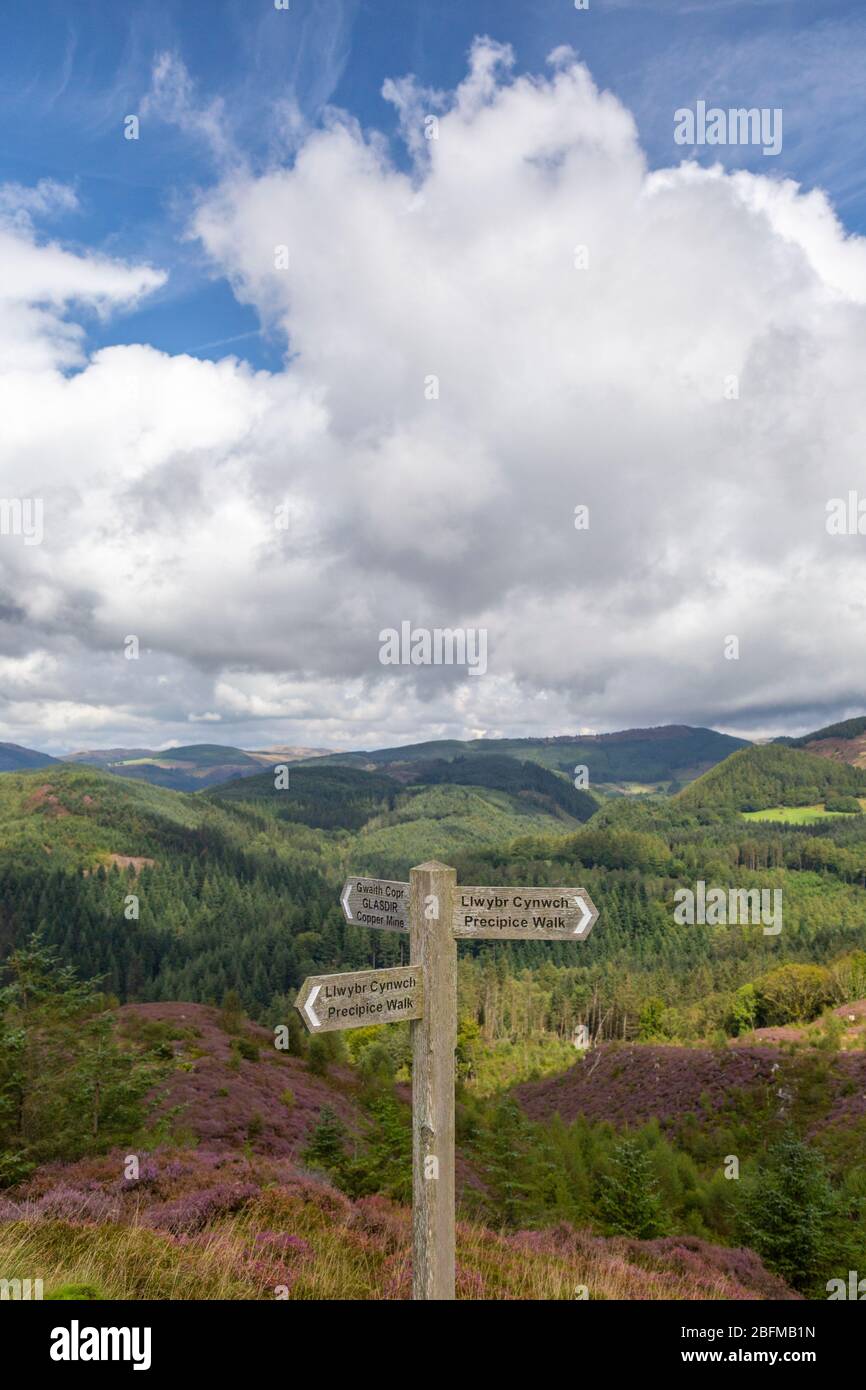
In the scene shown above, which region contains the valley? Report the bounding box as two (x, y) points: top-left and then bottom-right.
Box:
(1, 717), (866, 1299)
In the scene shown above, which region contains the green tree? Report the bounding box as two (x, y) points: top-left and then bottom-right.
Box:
(597, 1137), (668, 1238)
(0, 934), (159, 1181)
(638, 997), (666, 1040)
(736, 1134), (837, 1293)
(303, 1106), (348, 1177)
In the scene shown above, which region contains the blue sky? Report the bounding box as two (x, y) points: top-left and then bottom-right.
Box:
(3, 1), (866, 751)
(2, 0), (864, 373)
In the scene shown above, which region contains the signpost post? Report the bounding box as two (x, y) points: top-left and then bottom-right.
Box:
(409, 861), (457, 1301)
(296, 860), (598, 1301)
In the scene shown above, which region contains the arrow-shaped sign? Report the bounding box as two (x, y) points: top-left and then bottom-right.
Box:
(451, 885), (598, 940)
(340, 876), (410, 933)
(296, 965), (424, 1033)
(573, 893), (594, 938)
(303, 984), (322, 1031)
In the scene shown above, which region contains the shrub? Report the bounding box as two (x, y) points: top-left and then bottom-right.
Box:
(219, 990), (244, 1034)
(728, 982), (757, 1035)
(46, 1283), (103, 1300)
(754, 964), (834, 1026)
(307, 1033), (345, 1076)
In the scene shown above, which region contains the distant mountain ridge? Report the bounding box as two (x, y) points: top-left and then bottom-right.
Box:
(303, 724), (750, 792)
(788, 716), (866, 746)
(0, 742), (60, 773)
(778, 715), (866, 771)
(0, 725), (750, 794)
(60, 743), (265, 792)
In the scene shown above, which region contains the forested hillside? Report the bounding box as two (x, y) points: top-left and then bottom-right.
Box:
(789, 716), (866, 747)
(210, 763), (400, 829)
(677, 744), (866, 812)
(0, 764), (589, 1012)
(409, 754), (597, 819)
(2, 758), (866, 1049)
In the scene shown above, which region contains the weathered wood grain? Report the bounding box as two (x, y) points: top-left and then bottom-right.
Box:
(410, 861), (457, 1301)
(340, 876), (410, 932)
(451, 885), (598, 940)
(295, 965), (423, 1033)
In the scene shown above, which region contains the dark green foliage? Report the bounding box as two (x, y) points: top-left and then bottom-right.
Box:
(0, 936), (165, 1182)
(790, 716), (866, 746)
(307, 1032), (344, 1076)
(824, 795), (862, 814)
(343, 1092), (412, 1202)
(232, 1037), (260, 1063)
(302, 1093), (412, 1202)
(209, 764), (398, 830)
(597, 1137), (668, 1238)
(412, 755), (597, 821)
(482, 1099), (549, 1226)
(219, 990), (243, 1033)
(0, 786), (374, 1018)
(679, 744), (866, 812)
(312, 725), (747, 786)
(736, 1134), (838, 1293)
(303, 1106), (349, 1175)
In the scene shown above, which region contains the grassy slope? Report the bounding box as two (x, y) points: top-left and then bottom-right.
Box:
(742, 804), (863, 824)
(0, 1003), (795, 1301)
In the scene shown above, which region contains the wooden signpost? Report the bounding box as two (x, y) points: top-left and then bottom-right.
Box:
(296, 965), (423, 1032)
(340, 876), (410, 933)
(452, 885), (597, 940)
(296, 860), (598, 1300)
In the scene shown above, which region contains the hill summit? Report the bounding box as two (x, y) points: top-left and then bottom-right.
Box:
(677, 743), (866, 812)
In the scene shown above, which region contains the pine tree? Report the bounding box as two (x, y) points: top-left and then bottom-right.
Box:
(304, 1106), (348, 1178)
(736, 1133), (836, 1293)
(597, 1137), (668, 1238)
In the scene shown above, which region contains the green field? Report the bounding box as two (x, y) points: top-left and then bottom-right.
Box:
(742, 802), (866, 824)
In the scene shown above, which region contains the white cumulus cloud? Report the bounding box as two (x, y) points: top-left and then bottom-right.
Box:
(2, 41), (866, 752)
